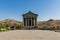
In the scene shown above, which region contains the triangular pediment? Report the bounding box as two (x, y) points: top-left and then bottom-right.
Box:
(22, 11), (38, 18)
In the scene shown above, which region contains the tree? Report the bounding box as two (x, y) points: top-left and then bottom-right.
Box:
(16, 24), (23, 29)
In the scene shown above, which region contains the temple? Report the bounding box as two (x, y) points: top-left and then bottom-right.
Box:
(22, 11), (38, 29)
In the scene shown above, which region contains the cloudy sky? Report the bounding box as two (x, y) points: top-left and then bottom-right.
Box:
(0, 0), (60, 21)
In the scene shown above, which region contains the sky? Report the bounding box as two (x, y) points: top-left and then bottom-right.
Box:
(0, 0), (60, 21)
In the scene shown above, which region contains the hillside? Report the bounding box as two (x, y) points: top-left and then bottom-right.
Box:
(0, 19), (23, 30)
(0, 19), (22, 25)
(38, 19), (60, 30)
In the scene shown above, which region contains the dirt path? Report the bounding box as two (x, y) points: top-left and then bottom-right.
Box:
(0, 30), (60, 40)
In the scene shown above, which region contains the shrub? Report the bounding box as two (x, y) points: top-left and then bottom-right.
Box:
(16, 24), (23, 29)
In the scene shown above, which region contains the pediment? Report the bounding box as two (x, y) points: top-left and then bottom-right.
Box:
(22, 11), (38, 18)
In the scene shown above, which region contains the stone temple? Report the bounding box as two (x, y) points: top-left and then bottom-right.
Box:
(22, 11), (38, 29)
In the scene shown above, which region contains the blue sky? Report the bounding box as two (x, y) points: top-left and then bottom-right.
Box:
(0, 0), (60, 21)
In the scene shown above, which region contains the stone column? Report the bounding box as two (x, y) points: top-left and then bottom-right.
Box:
(27, 18), (29, 26)
(32, 18), (34, 26)
(23, 18), (26, 28)
(28, 18), (29, 26)
(26, 18), (27, 26)
(23, 18), (25, 28)
(27, 18), (28, 26)
(23, 18), (25, 26)
(23, 18), (24, 26)
(35, 18), (37, 26)
(31, 18), (32, 26)
(34, 18), (35, 26)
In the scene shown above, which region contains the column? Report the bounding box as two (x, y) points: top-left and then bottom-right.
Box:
(34, 18), (36, 26)
(35, 18), (37, 26)
(31, 18), (32, 26)
(36, 18), (37, 26)
(26, 18), (27, 26)
(27, 18), (28, 26)
(23, 18), (24, 26)
(23, 18), (26, 28)
(28, 18), (29, 26)
(26, 18), (28, 26)
(32, 18), (34, 26)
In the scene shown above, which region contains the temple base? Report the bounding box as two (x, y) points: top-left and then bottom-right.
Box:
(24, 26), (38, 29)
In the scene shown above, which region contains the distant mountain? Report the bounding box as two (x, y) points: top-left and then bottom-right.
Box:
(37, 19), (60, 30)
(0, 19), (23, 26)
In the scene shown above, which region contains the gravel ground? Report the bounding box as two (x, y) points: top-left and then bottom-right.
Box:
(0, 30), (60, 40)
